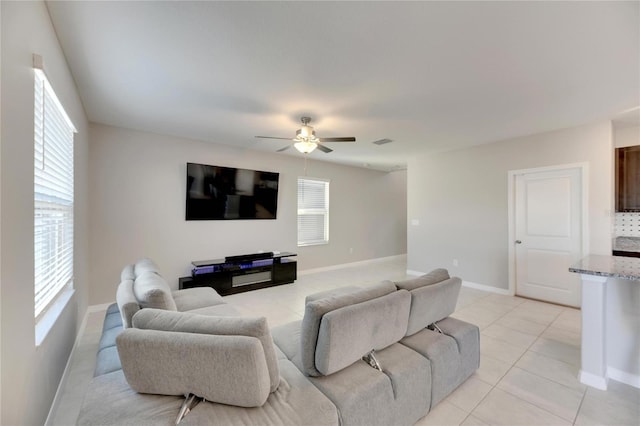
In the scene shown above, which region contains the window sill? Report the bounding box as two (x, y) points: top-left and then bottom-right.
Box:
(298, 241), (329, 247)
(35, 287), (75, 347)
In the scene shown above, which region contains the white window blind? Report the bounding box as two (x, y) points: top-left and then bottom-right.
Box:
(34, 67), (76, 319)
(297, 178), (329, 246)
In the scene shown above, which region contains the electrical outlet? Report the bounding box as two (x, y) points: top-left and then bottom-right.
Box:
(349, 248), (354, 254)
(452, 259), (459, 267)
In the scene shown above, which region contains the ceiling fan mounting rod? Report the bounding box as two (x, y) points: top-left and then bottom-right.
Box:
(301, 116), (311, 125)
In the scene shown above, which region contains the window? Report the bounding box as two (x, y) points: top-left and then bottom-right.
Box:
(34, 64), (76, 320)
(297, 178), (329, 246)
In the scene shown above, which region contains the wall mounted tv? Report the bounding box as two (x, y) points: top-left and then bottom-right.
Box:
(186, 162), (280, 220)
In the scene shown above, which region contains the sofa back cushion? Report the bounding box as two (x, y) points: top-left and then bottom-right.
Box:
(132, 309), (280, 392)
(132, 271), (177, 311)
(116, 279), (139, 328)
(304, 286), (361, 304)
(120, 264), (135, 282)
(395, 270), (462, 336)
(316, 290), (411, 376)
(134, 258), (163, 276)
(395, 268), (451, 291)
(117, 328), (271, 407)
(300, 280), (410, 376)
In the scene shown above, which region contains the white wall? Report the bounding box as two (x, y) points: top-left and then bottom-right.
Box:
(0, 2), (90, 425)
(614, 125), (640, 148)
(407, 122), (613, 290)
(89, 123), (407, 305)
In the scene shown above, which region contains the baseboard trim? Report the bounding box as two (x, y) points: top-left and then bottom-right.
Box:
(607, 366), (640, 389)
(299, 254), (407, 276)
(406, 270), (510, 295)
(46, 300), (113, 424)
(87, 302), (113, 313)
(462, 280), (511, 295)
(45, 306), (92, 426)
(579, 370), (609, 390)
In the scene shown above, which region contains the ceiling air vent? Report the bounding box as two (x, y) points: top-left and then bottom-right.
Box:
(372, 138), (393, 145)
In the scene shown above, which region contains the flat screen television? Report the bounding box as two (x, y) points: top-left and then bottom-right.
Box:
(186, 162), (279, 220)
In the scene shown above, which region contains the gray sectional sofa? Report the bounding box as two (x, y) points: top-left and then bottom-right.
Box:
(78, 259), (479, 425)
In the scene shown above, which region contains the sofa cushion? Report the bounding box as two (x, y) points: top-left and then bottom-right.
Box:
(117, 328), (271, 407)
(106, 303), (120, 315)
(172, 287), (226, 312)
(94, 345), (122, 377)
(116, 280), (139, 328)
(308, 343), (431, 426)
(103, 304), (124, 331)
(181, 359), (339, 426)
(186, 303), (241, 317)
(437, 317), (481, 382)
(132, 271), (177, 311)
(272, 320), (304, 370)
(394, 268), (450, 291)
(77, 370), (187, 426)
(299, 280), (408, 376)
(132, 309), (280, 392)
(98, 325), (122, 351)
(401, 317), (480, 406)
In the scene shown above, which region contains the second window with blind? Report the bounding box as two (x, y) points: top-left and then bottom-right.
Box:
(297, 178), (329, 246)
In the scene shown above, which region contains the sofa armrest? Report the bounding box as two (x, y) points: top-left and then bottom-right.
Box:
(116, 328), (271, 407)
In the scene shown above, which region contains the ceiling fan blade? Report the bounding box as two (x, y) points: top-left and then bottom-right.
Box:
(255, 136), (293, 140)
(276, 145), (291, 152)
(318, 137), (356, 142)
(316, 144), (333, 153)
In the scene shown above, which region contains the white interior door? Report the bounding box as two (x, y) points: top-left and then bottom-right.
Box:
(514, 167), (583, 307)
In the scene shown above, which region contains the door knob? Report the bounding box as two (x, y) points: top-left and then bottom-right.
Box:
(515, 240), (522, 244)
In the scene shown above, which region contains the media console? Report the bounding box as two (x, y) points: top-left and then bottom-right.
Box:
(178, 252), (297, 295)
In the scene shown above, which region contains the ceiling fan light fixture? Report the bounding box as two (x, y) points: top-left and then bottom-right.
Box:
(298, 125), (313, 138)
(294, 140), (318, 154)
(256, 116), (355, 154)
(296, 127), (318, 140)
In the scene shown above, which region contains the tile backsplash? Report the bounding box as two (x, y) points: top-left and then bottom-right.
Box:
(614, 212), (640, 237)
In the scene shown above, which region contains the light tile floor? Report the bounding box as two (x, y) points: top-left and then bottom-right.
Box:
(49, 256), (640, 425)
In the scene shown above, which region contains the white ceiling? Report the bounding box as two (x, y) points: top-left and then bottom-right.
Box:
(46, 1), (639, 171)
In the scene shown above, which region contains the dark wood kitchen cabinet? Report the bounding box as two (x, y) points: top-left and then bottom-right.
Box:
(616, 145), (640, 212)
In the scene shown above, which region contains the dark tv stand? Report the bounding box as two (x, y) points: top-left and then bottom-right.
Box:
(178, 252), (297, 296)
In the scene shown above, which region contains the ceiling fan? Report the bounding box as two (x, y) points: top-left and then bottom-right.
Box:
(255, 116), (356, 154)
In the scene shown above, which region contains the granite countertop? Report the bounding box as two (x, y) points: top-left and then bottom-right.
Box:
(569, 254), (640, 281)
(613, 236), (640, 253)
